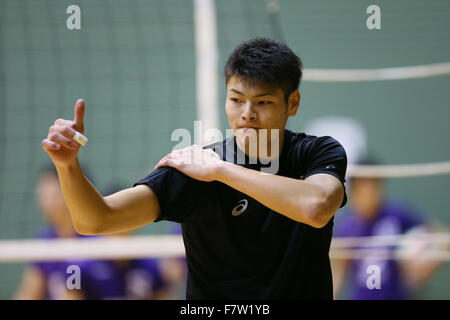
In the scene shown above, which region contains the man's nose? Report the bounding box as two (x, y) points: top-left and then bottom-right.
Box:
(241, 102), (257, 121)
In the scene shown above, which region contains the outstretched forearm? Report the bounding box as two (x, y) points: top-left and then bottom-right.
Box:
(56, 159), (112, 235)
(216, 163), (341, 228)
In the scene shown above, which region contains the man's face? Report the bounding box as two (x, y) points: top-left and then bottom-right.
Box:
(36, 172), (70, 226)
(225, 75), (300, 158)
(349, 178), (384, 220)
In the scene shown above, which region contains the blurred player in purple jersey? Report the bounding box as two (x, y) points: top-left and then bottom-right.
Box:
(64, 185), (172, 300)
(15, 166), (79, 299)
(332, 157), (447, 300)
(157, 223), (188, 299)
(66, 230), (170, 300)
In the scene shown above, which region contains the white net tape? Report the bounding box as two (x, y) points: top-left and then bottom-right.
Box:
(0, 233), (449, 263)
(0, 235), (185, 263)
(331, 233), (450, 261)
(348, 161), (450, 178)
(329, 248), (450, 261)
(303, 62), (450, 82)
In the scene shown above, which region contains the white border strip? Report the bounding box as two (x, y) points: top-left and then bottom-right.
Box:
(303, 62), (450, 82)
(331, 233), (450, 248)
(0, 235), (185, 263)
(330, 249), (450, 261)
(194, 0), (219, 140)
(1, 233), (449, 263)
(347, 161), (450, 178)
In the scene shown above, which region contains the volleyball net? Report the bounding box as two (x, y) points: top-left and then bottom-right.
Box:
(1, 159), (449, 263)
(0, 229), (449, 264)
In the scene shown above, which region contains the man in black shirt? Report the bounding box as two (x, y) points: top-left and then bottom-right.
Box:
(42, 38), (347, 299)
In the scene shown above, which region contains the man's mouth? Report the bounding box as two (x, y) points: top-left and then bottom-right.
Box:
(238, 126), (259, 132)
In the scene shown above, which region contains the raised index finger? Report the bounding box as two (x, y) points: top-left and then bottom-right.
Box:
(73, 99), (85, 131)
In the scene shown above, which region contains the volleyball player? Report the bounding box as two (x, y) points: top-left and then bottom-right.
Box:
(332, 157), (447, 300)
(66, 231), (169, 300)
(42, 38), (347, 299)
(15, 166), (79, 299)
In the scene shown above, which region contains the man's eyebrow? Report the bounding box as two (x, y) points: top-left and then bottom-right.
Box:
(229, 88), (275, 97)
(230, 88), (244, 95)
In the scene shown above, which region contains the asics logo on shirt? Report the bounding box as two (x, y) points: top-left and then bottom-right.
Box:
(232, 199), (248, 216)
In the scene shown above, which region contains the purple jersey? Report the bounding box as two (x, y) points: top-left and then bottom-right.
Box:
(31, 227), (79, 299)
(334, 199), (425, 300)
(75, 258), (166, 300)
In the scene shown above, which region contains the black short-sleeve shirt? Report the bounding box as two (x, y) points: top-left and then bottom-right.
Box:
(134, 129), (347, 299)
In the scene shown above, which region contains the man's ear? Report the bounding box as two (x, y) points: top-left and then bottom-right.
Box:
(287, 90), (300, 116)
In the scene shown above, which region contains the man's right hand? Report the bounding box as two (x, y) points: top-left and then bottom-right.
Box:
(42, 99), (86, 167)
(41, 98), (159, 235)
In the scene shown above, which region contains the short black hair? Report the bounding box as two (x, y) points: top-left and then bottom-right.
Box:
(350, 155), (383, 183)
(224, 38), (303, 103)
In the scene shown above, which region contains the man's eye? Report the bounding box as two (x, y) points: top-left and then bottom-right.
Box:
(230, 98), (241, 103)
(259, 101), (272, 105)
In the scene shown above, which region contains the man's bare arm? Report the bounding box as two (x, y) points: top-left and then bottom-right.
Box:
(155, 145), (344, 228)
(14, 266), (46, 300)
(216, 164), (344, 228)
(56, 160), (159, 235)
(331, 258), (349, 299)
(398, 224), (449, 289)
(42, 99), (159, 235)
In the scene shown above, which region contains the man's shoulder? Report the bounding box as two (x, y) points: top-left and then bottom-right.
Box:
(203, 136), (233, 150)
(203, 136), (236, 163)
(284, 129), (344, 155)
(297, 132), (342, 148)
(200, 130), (344, 161)
(201, 130), (333, 148)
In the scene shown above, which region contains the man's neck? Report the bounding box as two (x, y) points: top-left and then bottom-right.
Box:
(236, 128), (285, 161)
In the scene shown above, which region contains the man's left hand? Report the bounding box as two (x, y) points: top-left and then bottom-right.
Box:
(155, 145), (226, 182)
